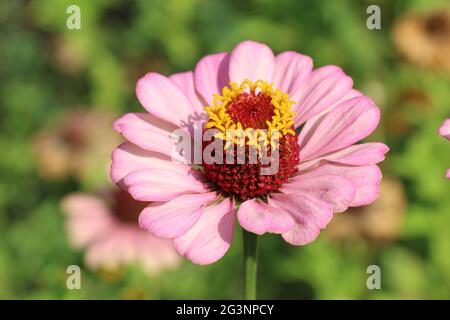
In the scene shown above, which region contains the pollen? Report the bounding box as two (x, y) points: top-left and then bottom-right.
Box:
(204, 79), (296, 149)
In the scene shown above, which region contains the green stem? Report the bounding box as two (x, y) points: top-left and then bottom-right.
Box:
(243, 229), (259, 300)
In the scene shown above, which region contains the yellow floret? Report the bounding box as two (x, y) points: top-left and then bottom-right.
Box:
(204, 79), (296, 149)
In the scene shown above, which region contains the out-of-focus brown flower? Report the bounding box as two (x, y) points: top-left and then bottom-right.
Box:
(393, 9), (450, 73)
(33, 109), (122, 184)
(51, 36), (88, 75)
(326, 177), (407, 243)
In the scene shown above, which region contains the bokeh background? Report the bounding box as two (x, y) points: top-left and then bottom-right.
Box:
(0, 0), (449, 299)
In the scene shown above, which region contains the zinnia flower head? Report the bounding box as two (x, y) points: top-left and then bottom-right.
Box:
(61, 189), (180, 274)
(111, 40), (389, 265)
(438, 118), (450, 178)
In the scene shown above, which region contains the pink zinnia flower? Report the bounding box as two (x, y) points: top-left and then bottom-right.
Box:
(111, 40), (389, 265)
(438, 118), (450, 178)
(61, 189), (180, 274)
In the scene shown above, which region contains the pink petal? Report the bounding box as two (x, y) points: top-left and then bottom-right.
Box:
(281, 174), (355, 213)
(174, 198), (235, 265)
(84, 226), (146, 271)
(272, 51), (313, 100)
(111, 142), (192, 188)
(113, 113), (187, 161)
(83, 219), (179, 274)
(301, 163), (382, 207)
(307, 88), (363, 121)
(299, 142), (389, 171)
(136, 72), (198, 129)
(438, 118), (450, 140)
(139, 192), (218, 239)
(299, 96), (381, 162)
(169, 71), (206, 117)
(124, 168), (206, 202)
(437, 119), (450, 179)
(237, 198), (295, 235)
(194, 52), (230, 106)
(269, 193), (333, 246)
(293, 65), (353, 127)
(281, 225), (318, 246)
(229, 40), (275, 84)
(61, 193), (116, 248)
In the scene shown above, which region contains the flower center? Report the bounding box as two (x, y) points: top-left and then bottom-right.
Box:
(202, 80), (299, 200)
(425, 12), (449, 37)
(227, 89), (275, 129)
(112, 189), (147, 224)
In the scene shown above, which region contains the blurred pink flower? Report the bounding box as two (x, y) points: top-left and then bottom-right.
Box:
(62, 189), (180, 274)
(111, 40), (388, 265)
(438, 118), (450, 140)
(438, 118), (450, 178)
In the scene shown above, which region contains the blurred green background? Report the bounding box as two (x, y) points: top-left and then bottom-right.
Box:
(0, 0), (449, 299)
